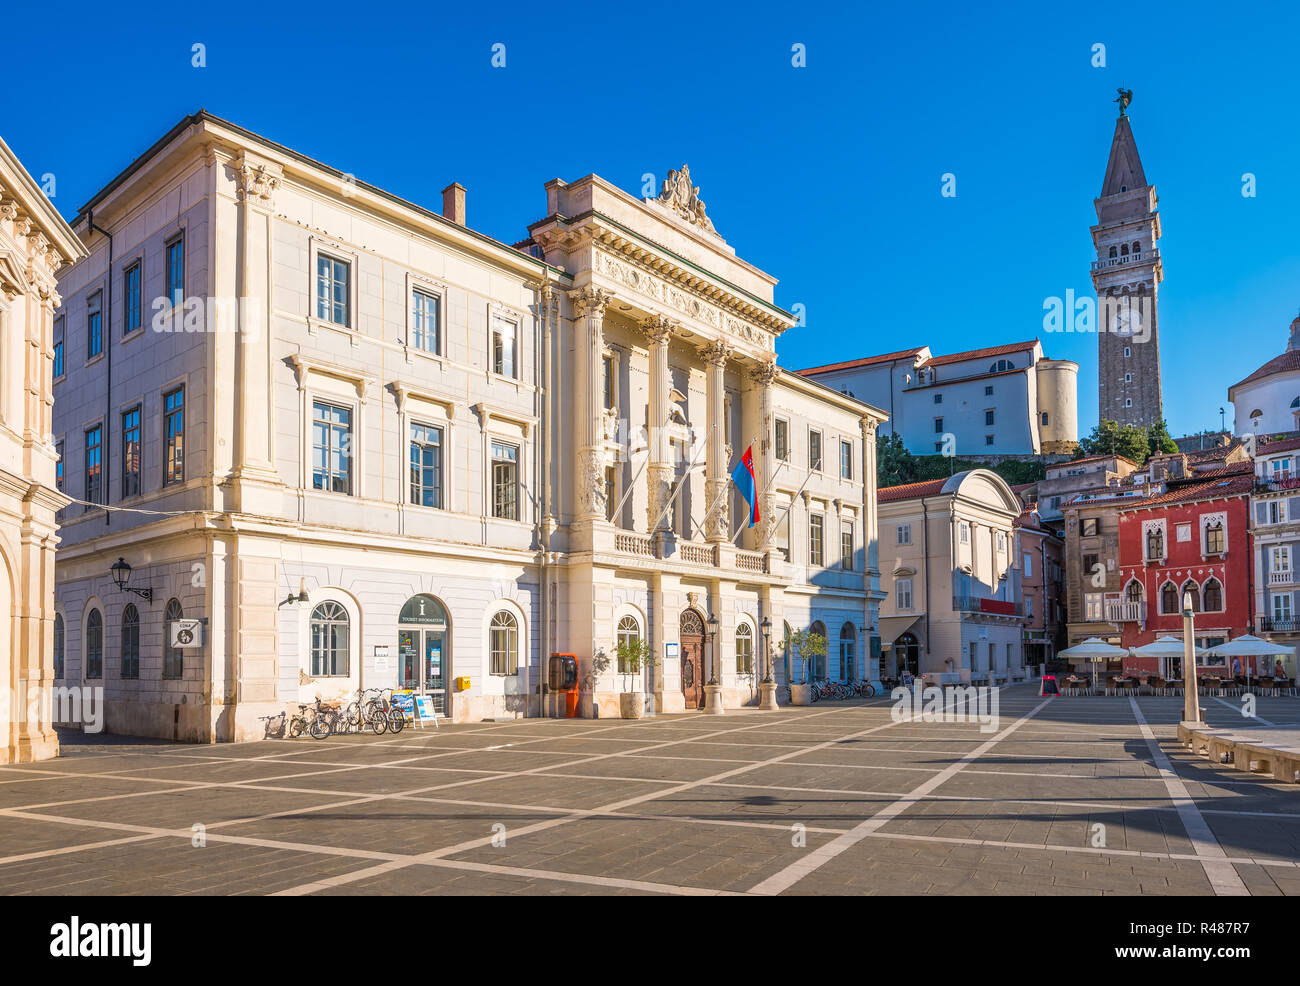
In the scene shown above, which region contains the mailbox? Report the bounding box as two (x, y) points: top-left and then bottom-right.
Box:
(548, 653), (579, 718)
(454, 676), (471, 692)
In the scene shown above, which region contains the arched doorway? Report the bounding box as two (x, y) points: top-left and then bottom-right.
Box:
(808, 620), (827, 681)
(679, 609), (705, 710)
(398, 594), (450, 715)
(895, 633), (920, 677)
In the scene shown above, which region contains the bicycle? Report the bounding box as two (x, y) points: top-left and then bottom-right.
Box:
(288, 697), (335, 740)
(258, 711), (287, 739)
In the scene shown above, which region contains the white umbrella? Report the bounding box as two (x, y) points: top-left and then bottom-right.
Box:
(1131, 635), (1187, 679)
(1060, 637), (1128, 688)
(1207, 635), (1296, 681)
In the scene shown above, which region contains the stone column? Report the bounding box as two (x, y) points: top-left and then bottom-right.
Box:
(699, 338), (732, 542)
(568, 286), (614, 523)
(640, 314), (675, 532)
(750, 357), (780, 549)
(860, 417), (884, 691)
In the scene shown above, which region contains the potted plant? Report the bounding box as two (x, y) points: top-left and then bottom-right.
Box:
(787, 628), (827, 706)
(614, 636), (654, 719)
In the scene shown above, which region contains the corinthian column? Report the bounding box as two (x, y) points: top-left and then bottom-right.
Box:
(750, 357), (780, 548)
(640, 314), (676, 531)
(699, 338), (732, 542)
(568, 286), (615, 521)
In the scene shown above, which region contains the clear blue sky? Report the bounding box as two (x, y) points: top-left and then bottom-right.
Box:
(5, 0), (1297, 439)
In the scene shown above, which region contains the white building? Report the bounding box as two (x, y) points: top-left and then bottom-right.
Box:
(50, 112), (887, 741)
(799, 339), (1077, 458)
(1229, 311), (1300, 436)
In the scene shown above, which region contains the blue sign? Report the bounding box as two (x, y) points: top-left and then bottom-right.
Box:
(390, 690), (416, 721)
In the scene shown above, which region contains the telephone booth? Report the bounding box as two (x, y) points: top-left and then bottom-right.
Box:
(548, 653), (579, 718)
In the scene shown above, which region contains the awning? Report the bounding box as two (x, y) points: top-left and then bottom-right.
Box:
(879, 615), (923, 645)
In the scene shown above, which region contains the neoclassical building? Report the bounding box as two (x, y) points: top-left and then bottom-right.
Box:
(0, 135), (86, 761)
(51, 111), (886, 740)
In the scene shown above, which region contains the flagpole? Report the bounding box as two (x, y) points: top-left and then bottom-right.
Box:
(731, 454), (791, 545)
(691, 434), (758, 541)
(610, 414), (673, 525)
(648, 424), (714, 536)
(740, 463), (813, 547)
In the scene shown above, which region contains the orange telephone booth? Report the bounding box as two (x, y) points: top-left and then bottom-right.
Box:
(548, 653), (579, 718)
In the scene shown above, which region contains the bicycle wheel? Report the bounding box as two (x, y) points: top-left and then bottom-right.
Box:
(810, 687), (819, 703)
(288, 717), (305, 738)
(387, 709), (406, 733)
(368, 711), (387, 735)
(862, 683), (875, 698)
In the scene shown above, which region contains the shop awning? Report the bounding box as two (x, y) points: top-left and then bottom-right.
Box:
(879, 615), (923, 645)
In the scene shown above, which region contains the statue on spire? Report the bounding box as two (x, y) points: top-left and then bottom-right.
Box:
(1114, 88), (1133, 117)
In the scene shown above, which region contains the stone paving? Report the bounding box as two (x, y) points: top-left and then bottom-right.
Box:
(2, 683), (1300, 895)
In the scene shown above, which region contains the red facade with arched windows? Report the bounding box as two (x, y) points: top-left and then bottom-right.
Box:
(1114, 473), (1254, 674)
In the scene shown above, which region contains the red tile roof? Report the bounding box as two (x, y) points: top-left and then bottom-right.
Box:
(878, 478), (950, 502)
(1231, 350), (1300, 390)
(1260, 436), (1300, 455)
(1048, 453), (1141, 470)
(1126, 473), (1255, 508)
(920, 339), (1039, 368)
(797, 347), (925, 376)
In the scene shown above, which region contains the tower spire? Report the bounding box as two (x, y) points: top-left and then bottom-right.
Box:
(1100, 114), (1147, 198)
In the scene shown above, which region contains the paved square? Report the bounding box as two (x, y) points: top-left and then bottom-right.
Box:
(3, 683), (1300, 895)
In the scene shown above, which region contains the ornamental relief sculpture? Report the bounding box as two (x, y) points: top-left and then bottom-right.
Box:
(656, 165), (717, 235)
(578, 447), (607, 517)
(568, 285), (615, 319)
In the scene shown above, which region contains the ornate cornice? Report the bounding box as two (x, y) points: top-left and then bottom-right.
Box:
(568, 285), (615, 320)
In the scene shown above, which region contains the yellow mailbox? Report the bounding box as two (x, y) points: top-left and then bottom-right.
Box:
(454, 676), (471, 692)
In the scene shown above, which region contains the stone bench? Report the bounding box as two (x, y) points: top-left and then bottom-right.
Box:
(1234, 743), (1300, 783)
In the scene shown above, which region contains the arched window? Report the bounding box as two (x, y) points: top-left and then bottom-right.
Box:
(1125, 579), (1143, 603)
(839, 622), (857, 681)
(1161, 582), (1178, 615)
(1291, 396), (1300, 410)
(1204, 519), (1225, 555)
(1203, 578), (1223, 612)
(1109, 246), (1118, 258)
(808, 620), (827, 680)
(53, 613), (65, 679)
(1120, 243), (1129, 256)
(1131, 241), (1141, 254)
(616, 614), (641, 673)
(163, 598), (185, 679)
(1146, 526), (1164, 560)
(1181, 581), (1201, 614)
(490, 610), (519, 675)
(735, 621), (754, 675)
(121, 604), (140, 679)
(989, 359), (1014, 373)
(85, 609), (103, 679)
(309, 601), (349, 676)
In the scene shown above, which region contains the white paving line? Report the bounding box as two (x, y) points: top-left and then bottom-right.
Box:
(1212, 696), (1277, 728)
(747, 696), (1054, 895)
(1128, 698), (1249, 896)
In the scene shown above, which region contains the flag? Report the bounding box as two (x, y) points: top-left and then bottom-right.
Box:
(731, 445), (759, 527)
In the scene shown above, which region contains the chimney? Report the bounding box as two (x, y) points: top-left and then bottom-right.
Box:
(441, 182), (466, 226)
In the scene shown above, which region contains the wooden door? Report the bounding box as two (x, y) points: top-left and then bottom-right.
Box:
(681, 635), (704, 709)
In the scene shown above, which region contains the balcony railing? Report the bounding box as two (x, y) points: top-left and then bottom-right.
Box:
(1259, 617), (1300, 633)
(953, 595), (1023, 617)
(1269, 570), (1296, 587)
(1091, 249), (1159, 272)
(1105, 600), (1147, 623)
(1260, 474), (1300, 493)
(611, 533), (769, 574)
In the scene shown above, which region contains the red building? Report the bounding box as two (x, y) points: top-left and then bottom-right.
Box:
(1113, 468), (1254, 677)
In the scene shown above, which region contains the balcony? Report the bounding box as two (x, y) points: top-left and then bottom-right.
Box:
(1091, 248), (1159, 272)
(953, 595), (1023, 617)
(1260, 617), (1300, 633)
(1105, 600), (1147, 623)
(612, 532), (769, 574)
(1269, 570), (1296, 586)
(1259, 474), (1300, 493)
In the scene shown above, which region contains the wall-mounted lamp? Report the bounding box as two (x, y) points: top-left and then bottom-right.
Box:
(109, 558), (153, 602)
(282, 579), (310, 607)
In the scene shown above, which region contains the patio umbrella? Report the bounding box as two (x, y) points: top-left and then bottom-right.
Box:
(1059, 637), (1128, 688)
(1207, 635), (1296, 683)
(1131, 636), (1189, 679)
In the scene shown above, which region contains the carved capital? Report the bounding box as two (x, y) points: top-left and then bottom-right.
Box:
(568, 286), (615, 320)
(749, 356), (779, 387)
(698, 338), (733, 368)
(236, 161), (281, 205)
(639, 313), (676, 346)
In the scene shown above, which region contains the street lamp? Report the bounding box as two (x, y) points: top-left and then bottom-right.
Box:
(760, 616), (773, 683)
(706, 614), (719, 685)
(109, 558), (153, 602)
(281, 579), (310, 608)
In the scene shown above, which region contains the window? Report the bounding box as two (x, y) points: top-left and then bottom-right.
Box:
(1023, 552), (1033, 577)
(997, 532), (1006, 552)
(1203, 578), (1223, 612)
(933, 393), (942, 404)
(408, 422), (443, 508)
(120, 604), (140, 679)
(1182, 581), (1201, 613)
(602, 353), (615, 410)
(1125, 398), (1133, 408)
(315, 253), (350, 326)
(85, 609), (103, 679)
(736, 622), (754, 674)
(809, 513), (824, 566)
(1204, 520), (1225, 555)
(124, 261), (142, 335)
(84, 425), (102, 506)
(934, 417), (944, 433)
(411, 289), (441, 353)
(490, 611), (519, 675)
(985, 435), (994, 446)
(53, 315), (64, 378)
(897, 577), (913, 610)
(1275, 594), (1293, 623)
(1124, 373), (1132, 384)
(1084, 593), (1103, 621)
(491, 441), (518, 520)
(1272, 545), (1291, 574)
(604, 465), (618, 522)
(775, 419), (789, 462)
(841, 523), (854, 571)
(808, 430), (823, 471)
(982, 385), (993, 398)
(1041, 411), (1049, 426)
(310, 601), (349, 676)
(984, 409), (995, 426)
(1025, 595), (1033, 619)
(990, 359), (1014, 373)
(54, 440), (64, 492)
(166, 235), (186, 308)
(839, 622), (856, 680)
(53, 613), (65, 678)
(492, 315), (516, 377)
(1126, 579), (1143, 602)
(163, 598), (185, 679)
(122, 406), (141, 498)
(312, 401), (352, 494)
(1081, 518), (1099, 537)
(1124, 346), (1131, 357)
(87, 291), (103, 358)
(839, 439), (852, 479)
(1161, 582), (1178, 614)
(896, 524), (911, 545)
(959, 521), (969, 544)
(1082, 553), (1098, 582)
(163, 386), (185, 486)
(616, 614), (641, 672)
(1145, 526), (1164, 560)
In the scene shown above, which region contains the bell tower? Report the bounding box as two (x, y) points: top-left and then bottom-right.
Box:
(1090, 96), (1164, 429)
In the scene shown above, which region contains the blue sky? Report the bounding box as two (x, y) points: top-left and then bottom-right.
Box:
(5, 0), (1297, 438)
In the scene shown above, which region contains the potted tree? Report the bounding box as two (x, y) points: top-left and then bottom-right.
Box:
(787, 628), (827, 706)
(615, 635), (654, 719)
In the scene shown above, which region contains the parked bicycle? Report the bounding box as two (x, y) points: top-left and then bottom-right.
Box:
(258, 711), (287, 739)
(288, 697), (335, 740)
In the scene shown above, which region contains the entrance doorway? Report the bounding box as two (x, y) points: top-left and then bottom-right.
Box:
(398, 594), (450, 715)
(679, 609), (705, 710)
(895, 632), (920, 676)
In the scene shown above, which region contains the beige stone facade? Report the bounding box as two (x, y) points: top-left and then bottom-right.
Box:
(0, 136), (85, 761)
(51, 113), (886, 741)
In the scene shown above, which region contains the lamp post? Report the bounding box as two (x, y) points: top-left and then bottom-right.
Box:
(109, 558), (153, 602)
(1182, 591), (1202, 725)
(759, 615), (778, 710)
(704, 613), (724, 715)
